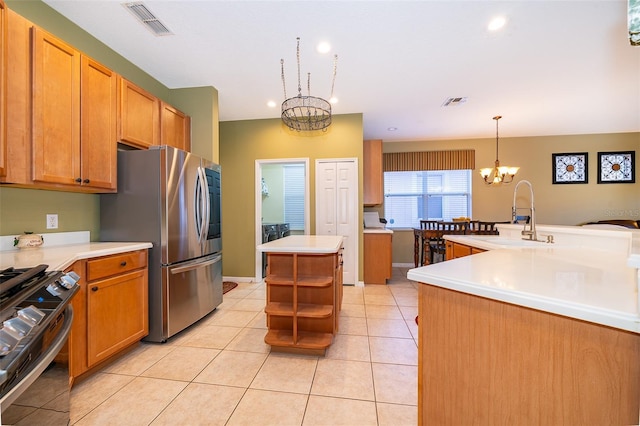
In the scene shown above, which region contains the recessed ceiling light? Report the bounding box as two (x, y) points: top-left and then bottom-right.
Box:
(267, 101), (277, 108)
(488, 16), (506, 31)
(387, 127), (398, 132)
(317, 42), (331, 54)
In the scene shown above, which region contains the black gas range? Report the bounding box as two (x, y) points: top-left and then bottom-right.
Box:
(0, 264), (79, 423)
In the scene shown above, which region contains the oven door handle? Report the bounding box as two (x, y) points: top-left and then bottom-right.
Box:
(0, 305), (74, 411)
(170, 255), (222, 274)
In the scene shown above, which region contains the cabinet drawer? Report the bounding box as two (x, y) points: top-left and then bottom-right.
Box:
(86, 250), (147, 281)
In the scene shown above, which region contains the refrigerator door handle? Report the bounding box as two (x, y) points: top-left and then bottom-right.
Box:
(170, 254), (222, 274)
(202, 167), (211, 242)
(195, 167), (208, 244)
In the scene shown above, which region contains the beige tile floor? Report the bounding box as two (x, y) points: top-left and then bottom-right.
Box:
(70, 267), (418, 426)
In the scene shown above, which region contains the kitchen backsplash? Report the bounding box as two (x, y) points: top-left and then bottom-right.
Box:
(0, 231), (90, 251)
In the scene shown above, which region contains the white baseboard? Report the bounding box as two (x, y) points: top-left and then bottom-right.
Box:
(223, 276), (259, 284)
(393, 262), (415, 268)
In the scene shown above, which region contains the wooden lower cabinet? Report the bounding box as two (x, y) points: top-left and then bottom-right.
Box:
(445, 240), (485, 260)
(418, 284), (640, 425)
(66, 249), (149, 383)
(364, 232), (392, 284)
(264, 251), (342, 353)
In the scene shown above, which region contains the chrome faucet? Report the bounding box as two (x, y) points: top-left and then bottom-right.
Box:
(512, 180), (537, 241)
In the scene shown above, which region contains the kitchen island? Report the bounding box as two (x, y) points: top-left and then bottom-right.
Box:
(257, 235), (343, 354)
(408, 224), (640, 425)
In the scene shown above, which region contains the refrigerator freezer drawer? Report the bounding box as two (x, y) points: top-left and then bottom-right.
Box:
(152, 254), (222, 342)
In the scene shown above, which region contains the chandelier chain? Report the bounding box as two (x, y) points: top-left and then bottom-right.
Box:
(494, 115), (501, 161)
(330, 54), (338, 99)
(296, 37), (302, 96)
(280, 59), (287, 100)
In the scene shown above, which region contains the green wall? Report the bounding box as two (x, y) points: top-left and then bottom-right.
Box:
(0, 187), (100, 237)
(1, 1), (218, 239)
(220, 114), (364, 278)
(385, 132), (640, 264)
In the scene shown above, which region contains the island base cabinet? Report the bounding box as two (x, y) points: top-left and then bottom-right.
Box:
(264, 251), (341, 353)
(418, 284), (640, 425)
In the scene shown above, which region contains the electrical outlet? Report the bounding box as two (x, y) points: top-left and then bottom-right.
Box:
(46, 214), (58, 229)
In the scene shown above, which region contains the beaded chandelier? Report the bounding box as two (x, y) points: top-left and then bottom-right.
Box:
(280, 38), (338, 132)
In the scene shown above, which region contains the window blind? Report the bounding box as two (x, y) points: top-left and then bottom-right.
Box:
(283, 164), (305, 231)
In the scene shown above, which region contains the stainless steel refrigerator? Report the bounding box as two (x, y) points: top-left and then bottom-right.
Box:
(101, 146), (222, 342)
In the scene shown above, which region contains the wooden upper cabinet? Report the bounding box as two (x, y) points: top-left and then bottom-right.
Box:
(80, 56), (117, 190)
(118, 77), (159, 149)
(31, 27), (81, 186)
(363, 139), (383, 206)
(31, 27), (116, 191)
(0, 0), (6, 178)
(161, 101), (191, 151)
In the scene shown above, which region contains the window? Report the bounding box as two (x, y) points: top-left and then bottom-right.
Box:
(383, 170), (472, 228)
(283, 164), (305, 231)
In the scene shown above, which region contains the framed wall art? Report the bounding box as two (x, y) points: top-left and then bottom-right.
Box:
(552, 152), (588, 184)
(597, 151), (635, 184)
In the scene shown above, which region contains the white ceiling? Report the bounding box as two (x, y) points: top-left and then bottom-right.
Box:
(42, 0), (640, 142)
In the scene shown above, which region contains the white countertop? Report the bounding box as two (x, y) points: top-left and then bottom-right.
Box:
(363, 228), (393, 234)
(408, 225), (640, 334)
(0, 242), (153, 271)
(257, 235), (343, 253)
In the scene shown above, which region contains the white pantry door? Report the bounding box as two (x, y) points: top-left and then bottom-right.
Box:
(315, 159), (358, 285)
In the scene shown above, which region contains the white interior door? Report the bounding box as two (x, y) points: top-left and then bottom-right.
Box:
(315, 159), (358, 285)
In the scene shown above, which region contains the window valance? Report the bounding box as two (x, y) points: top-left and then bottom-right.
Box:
(383, 149), (475, 172)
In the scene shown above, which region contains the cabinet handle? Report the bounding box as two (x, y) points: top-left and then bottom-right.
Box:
(75, 177), (82, 183)
(83, 179), (90, 184)
(120, 261), (127, 267)
(91, 286), (98, 292)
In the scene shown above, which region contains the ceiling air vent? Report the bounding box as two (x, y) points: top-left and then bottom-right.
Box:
(441, 97), (468, 107)
(123, 2), (173, 36)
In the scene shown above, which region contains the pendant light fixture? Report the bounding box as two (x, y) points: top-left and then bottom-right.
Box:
(479, 115), (519, 185)
(280, 38), (338, 132)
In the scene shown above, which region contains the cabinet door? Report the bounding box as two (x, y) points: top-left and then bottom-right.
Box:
(161, 101), (190, 151)
(32, 27), (81, 185)
(3, 11), (40, 185)
(87, 269), (148, 367)
(363, 233), (392, 284)
(363, 139), (383, 205)
(80, 56), (117, 190)
(118, 77), (159, 149)
(0, 0), (6, 177)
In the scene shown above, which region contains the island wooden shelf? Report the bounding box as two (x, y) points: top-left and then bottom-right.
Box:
(257, 235), (344, 354)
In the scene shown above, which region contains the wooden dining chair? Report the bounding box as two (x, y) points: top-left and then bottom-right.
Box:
(469, 221), (500, 235)
(429, 221), (468, 263)
(415, 220), (440, 266)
